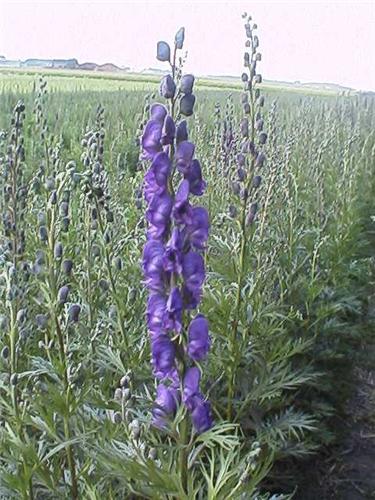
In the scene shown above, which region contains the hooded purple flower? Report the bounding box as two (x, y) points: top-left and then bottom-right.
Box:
(150, 103), (167, 122)
(163, 228), (183, 274)
(161, 116), (176, 146)
(175, 141), (195, 174)
(183, 367), (213, 433)
(143, 240), (166, 292)
(144, 152), (171, 203)
(191, 396), (213, 434)
(186, 207), (209, 250)
(173, 180), (193, 225)
(151, 334), (176, 378)
(146, 191), (172, 239)
(183, 367), (201, 409)
(182, 251), (205, 303)
(187, 314), (210, 361)
(152, 384), (179, 429)
(176, 121), (188, 144)
(147, 293), (167, 335)
(141, 120), (163, 160)
(185, 159), (206, 196)
(164, 287), (183, 333)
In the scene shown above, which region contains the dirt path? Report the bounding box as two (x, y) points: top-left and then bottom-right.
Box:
(302, 347), (375, 500)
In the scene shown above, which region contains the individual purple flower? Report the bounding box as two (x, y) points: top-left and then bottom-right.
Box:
(143, 240), (166, 292)
(183, 367), (213, 433)
(151, 334), (176, 378)
(147, 294), (167, 335)
(182, 251), (205, 297)
(185, 159), (206, 196)
(144, 152), (171, 203)
(173, 180), (193, 225)
(176, 121), (188, 144)
(183, 367), (201, 409)
(146, 191), (172, 239)
(191, 396), (213, 433)
(141, 120), (163, 160)
(175, 141), (195, 174)
(160, 75), (176, 99)
(185, 207), (209, 250)
(150, 103), (168, 123)
(164, 287), (183, 333)
(152, 384), (179, 429)
(161, 116), (176, 146)
(187, 314), (210, 361)
(180, 74), (195, 95)
(163, 228), (183, 274)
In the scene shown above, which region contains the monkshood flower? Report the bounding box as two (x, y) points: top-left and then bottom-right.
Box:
(141, 29), (212, 435)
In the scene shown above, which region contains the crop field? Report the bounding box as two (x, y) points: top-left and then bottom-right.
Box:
(0, 19), (374, 500)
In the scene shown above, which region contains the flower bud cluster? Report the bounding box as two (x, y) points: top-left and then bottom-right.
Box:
(230, 15), (267, 225)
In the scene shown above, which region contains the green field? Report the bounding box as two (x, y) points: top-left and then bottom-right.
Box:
(0, 59), (374, 499)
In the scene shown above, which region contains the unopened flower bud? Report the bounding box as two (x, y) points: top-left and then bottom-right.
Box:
(256, 152), (266, 167)
(114, 388), (123, 401)
(180, 94), (196, 117)
(253, 175), (262, 188)
(259, 132), (267, 145)
(54, 242), (63, 259)
(58, 285), (70, 304)
(62, 259), (73, 275)
(175, 27), (185, 49)
(157, 41), (170, 62)
(113, 411), (122, 424)
(160, 75), (176, 99)
(36, 314), (48, 330)
(39, 226), (48, 242)
(1, 346), (9, 359)
(68, 304), (81, 323)
(180, 74), (195, 95)
(240, 118), (249, 138)
(120, 375), (130, 388)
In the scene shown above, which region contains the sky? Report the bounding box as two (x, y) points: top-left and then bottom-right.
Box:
(0, 0), (374, 91)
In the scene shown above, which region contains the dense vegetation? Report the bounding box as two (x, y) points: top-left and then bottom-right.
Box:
(0, 19), (374, 499)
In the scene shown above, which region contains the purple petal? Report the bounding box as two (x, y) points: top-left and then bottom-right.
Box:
(175, 141), (195, 174)
(187, 314), (210, 361)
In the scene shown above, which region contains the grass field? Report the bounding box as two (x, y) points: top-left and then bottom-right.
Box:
(0, 41), (374, 499)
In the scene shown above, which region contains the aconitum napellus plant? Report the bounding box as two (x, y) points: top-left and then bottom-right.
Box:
(141, 27), (213, 435)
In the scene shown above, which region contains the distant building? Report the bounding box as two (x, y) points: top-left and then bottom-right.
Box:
(0, 59), (21, 68)
(21, 58), (78, 69)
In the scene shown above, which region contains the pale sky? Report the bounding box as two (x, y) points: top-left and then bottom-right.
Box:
(0, 0), (374, 90)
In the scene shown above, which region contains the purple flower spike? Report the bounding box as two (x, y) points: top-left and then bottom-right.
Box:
(173, 180), (193, 225)
(176, 121), (188, 144)
(187, 314), (210, 361)
(185, 159), (206, 196)
(151, 334), (176, 378)
(142, 37), (211, 434)
(186, 207), (209, 250)
(146, 192), (172, 239)
(163, 228), (183, 274)
(152, 384), (179, 429)
(141, 120), (163, 160)
(175, 141), (195, 174)
(164, 287), (183, 333)
(161, 116), (176, 146)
